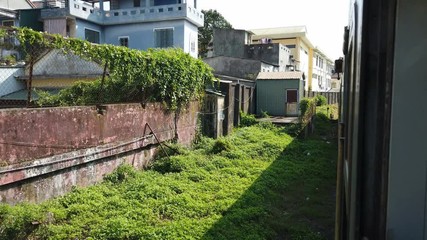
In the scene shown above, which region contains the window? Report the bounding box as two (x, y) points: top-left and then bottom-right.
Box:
(85, 28), (100, 44)
(190, 40), (196, 52)
(155, 28), (173, 48)
(119, 37), (129, 47)
(134, 0), (141, 7)
(2, 20), (14, 27)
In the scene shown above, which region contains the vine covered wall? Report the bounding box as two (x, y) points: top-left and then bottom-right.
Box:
(0, 27), (214, 110)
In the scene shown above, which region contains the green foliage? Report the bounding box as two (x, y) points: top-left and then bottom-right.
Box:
(299, 98), (313, 116)
(314, 95), (328, 106)
(11, 27), (214, 110)
(317, 104), (338, 120)
(300, 98), (316, 120)
(104, 164), (137, 184)
(198, 9), (233, 58)
(314, 104), (338, 138)
(1, 54), (17, 65)
(260, 110), (270, 118)
(211, 138), (233, 154)
(283, 123), (304, 137)
(0, 125), (337, 240)
(258, 120), (276, 130)
(240, 111), (257, 127)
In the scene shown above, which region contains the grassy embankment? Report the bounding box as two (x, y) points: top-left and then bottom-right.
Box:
(0, 106), (338, 240)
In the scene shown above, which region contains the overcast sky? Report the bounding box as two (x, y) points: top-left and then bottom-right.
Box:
(198, 0), (350, 60)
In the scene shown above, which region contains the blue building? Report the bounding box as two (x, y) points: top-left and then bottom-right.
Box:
(38, 0), (203, 58)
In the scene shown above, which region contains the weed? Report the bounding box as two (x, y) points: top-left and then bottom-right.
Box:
(240, 111), (257, 127)
(315, 95), (328, 106)
(0, 124), (337, 240)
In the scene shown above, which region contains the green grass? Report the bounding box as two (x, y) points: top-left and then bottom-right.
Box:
(0, 121), (337, 240)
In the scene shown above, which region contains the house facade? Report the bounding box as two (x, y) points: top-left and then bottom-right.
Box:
(38, 0), (203, 58)
(251, 26), (333, 92)
(312, 48), (333, 91)
(207, 28), (292, 71)
(205, 28), (293, 79)
(0, 0), (35, 31)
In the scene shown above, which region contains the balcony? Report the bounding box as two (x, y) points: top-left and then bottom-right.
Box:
(42, 0), (204, 27)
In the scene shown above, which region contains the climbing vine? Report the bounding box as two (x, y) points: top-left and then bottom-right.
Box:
(9, 27), (214, 110)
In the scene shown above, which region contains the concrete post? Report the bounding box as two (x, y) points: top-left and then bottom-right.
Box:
(234, 84), (242, 126)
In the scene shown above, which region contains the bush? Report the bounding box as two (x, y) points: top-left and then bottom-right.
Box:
(211, 138), (233, 154)
(240, 111), (257, 127)
(315, 95), (327, 106)
(299, 98), (315, 116)
(260, 110), (269, 118)
(104, 164), (137, 184)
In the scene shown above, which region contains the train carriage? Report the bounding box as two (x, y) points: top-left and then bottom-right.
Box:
(336, 0), (427, 239)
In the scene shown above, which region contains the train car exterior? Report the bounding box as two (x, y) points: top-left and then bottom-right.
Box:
(336, 0), (427, 239)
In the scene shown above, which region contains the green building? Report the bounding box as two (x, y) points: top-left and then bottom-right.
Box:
(256, 71), (304, 116)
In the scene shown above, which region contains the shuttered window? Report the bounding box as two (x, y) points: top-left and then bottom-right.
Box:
(155, 28), (173, 48)
(85, 29), (100, 44)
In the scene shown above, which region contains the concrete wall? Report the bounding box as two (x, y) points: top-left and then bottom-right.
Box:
(244, 43), (291, 70)
(211, 28), (247, 59)
(0, 67), (25, 97)
(256, 79), (301, 116)
(0, 102), (199, 203)
(183, 21), (198, 57)
(203, 56), (263, 80)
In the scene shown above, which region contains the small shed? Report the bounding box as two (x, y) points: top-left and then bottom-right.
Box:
(256, 71), (304, 117)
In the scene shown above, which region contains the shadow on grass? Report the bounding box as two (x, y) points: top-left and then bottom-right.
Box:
(202, 125), (337, 240)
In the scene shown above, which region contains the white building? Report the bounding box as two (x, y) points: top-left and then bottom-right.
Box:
(312, 48), (333, 92)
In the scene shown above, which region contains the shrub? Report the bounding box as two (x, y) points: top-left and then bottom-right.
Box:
(299, 98), (312, 116)
(260, 110), (269, 118)
(315, 95), (327, 106)
(211, 138), (233, 154)
(240, 111), (257, 127)
(258, 121), (276, 130)
(104, 164), (137, 184)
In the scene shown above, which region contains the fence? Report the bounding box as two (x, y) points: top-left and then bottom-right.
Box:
(304, 90), (340, 105)
(201, 81), (255, 138)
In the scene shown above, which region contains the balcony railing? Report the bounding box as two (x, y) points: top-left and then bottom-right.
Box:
(64, 0), (204, 27)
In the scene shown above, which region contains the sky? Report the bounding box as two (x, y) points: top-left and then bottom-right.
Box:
(198, 0), (350, 60)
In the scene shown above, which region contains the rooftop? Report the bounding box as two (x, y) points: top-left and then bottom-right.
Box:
(257, 71), (303, 80)
(250, 26), (314, 48)
(251, 26), (307, 37)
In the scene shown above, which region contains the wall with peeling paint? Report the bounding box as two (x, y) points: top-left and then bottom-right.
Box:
(0, 102), (199, 204)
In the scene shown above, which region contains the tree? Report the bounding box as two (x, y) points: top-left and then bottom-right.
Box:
(198, 9), (233, 58)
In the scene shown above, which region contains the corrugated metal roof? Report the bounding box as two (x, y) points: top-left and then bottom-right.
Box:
(257, 71), (303, 80)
